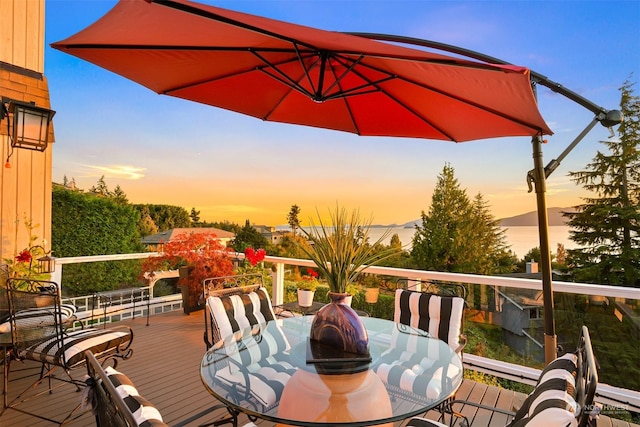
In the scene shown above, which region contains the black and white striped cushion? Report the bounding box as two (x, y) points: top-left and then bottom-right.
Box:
(207, 287), (276, 347)
(374, 327), (462, 399)
(0, 303), (77, 333)
(214, 322), (295, 408)
(21, 327), (132, 368)
(394, 289), (465, 351)
(104, 366), (167, 427)
(507, 353), (579, 427)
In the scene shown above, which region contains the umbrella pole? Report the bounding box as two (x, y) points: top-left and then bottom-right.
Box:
(531, 135), (557, 364)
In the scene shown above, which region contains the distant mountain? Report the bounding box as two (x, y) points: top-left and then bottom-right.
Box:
(401, 207), (573, 228)
(499, 207), (573, 227)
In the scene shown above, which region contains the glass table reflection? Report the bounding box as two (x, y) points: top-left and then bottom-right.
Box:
(200, 316), (463, 427)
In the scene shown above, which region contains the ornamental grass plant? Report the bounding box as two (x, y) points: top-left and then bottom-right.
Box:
(299, 206), (398, 294)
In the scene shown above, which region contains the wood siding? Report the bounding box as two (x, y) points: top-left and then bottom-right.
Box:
(0, 0), (52, 263)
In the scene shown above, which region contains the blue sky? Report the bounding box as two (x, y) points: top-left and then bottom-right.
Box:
(44, 0), (640, 226)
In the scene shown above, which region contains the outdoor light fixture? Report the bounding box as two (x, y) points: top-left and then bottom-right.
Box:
(37, 254), (56, 274)
(1, 97), (56, 152)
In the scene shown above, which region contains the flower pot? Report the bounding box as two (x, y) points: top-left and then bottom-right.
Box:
(297, 289), (315, 307)
(365, 287), (379, 304)
(309, 292), (369, 355)
(343, 295), (353, 306)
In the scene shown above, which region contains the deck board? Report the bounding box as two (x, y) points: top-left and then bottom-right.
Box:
(1, 310), (636, 427)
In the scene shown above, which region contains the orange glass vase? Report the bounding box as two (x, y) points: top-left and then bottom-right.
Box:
(277, 368), (392, 426)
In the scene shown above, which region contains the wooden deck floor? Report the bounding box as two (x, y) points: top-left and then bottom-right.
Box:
(1, 310), (636, 427)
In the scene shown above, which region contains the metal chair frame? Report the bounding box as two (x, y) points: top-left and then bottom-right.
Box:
(200, 273), (269, 427)
(432, 325), (599, 427)
(1, 278), (134, 425)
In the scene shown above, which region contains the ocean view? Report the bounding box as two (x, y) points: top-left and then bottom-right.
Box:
(366, 225), (574, 259)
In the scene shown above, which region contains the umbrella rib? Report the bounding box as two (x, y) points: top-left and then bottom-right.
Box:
(327, 55), (456, 139)
(344, 55), (546, 134)
(251, 49), (316, 99)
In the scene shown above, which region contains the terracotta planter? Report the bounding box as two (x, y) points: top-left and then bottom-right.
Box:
(365, 287), (379, 304)
(309, 292), (369, 355)
(296, 289), (315, 307)
(178, 267), (202, 315)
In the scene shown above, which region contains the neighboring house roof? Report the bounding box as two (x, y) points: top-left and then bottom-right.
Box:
(140, 228), (235, 245)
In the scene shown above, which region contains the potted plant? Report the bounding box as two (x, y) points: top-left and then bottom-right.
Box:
(140, 231), (234, 314)
(298, 206), (398, 355)
(362, 275), (380, 304)
(2, 218), (52, 294)
(296, 270), (319, 307)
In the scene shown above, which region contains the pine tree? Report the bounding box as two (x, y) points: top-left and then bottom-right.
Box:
(565, 78), (640, 286)
(411, 164), (515, 274)
(190, 207), (201, 224)
(287, 204), (301, 235)
(411, 164), (474, 272)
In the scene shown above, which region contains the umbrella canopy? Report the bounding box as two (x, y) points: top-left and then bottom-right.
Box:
(51, 0), (552, 142)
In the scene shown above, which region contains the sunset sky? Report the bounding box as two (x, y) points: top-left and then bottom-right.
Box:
(45, 0), (639, 226)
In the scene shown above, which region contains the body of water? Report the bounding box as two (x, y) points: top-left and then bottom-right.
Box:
(366, 225), (575, 259)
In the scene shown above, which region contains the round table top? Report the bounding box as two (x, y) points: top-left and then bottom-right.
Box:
(200, 316), (463, 427)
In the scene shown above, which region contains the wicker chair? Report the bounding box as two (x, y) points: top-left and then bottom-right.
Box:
(1, 278), (134, 425)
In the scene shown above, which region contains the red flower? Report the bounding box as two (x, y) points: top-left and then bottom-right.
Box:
(15, 250), (32, 263)
(307, 268), (319, 278)
(244, 247), (266, 266)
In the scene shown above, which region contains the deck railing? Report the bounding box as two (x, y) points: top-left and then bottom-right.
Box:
(52, 251), (640, 414)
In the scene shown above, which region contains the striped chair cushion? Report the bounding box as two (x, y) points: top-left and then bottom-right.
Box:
(214, 322), (295, 408)
(104, 366), (167, 427)
(20, 327), (133, 368)
(374, 327), (462, 400)
(507, 353), (579, 427)
(394, 289), (465, 352)
(207, 287), (276, 348)
(0, 303), (77, 333)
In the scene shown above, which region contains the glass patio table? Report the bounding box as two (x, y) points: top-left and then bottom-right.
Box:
(200, 316), (463, 427)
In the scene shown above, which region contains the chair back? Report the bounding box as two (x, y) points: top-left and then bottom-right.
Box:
(508, 326), (598, 427)
(394, 288), (466, 353)
(576, 325), (598, 427)
(3, 279), (66, 353)
(203, 274), (275, 349)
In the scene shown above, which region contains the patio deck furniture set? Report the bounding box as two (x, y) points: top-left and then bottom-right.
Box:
(0, 274), (628, 427)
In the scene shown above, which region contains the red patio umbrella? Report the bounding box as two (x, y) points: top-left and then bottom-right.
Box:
(51, 0), (552, 142)
(52, 0), (578, 363)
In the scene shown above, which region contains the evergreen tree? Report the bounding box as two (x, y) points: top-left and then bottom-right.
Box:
(190, 207), (201, 224)
(411, 164), (474, 272)
(137, 205), (159, 237)
(287, 204), (301, 235)
(230, 220), (270, 252)
(89, 175), (111, 197)
(470, 193), (515, 274)
(565, 79), (640, 286)
(112, 185), (128, 205)
(411, 164), (514, 274)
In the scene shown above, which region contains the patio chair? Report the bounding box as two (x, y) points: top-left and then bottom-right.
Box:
(201, 274), (295, 427)
(1, 278), (134, 425)
(406, 325), (599, 427)
(84, 350), (167, 427)
(393, 280), (468, 355)
(384, 281), (467, 422)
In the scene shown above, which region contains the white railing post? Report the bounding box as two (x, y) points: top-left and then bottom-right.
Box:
(272, 262), (285, 306)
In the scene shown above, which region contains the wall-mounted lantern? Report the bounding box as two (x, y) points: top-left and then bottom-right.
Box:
(1, 98), (56, 152)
